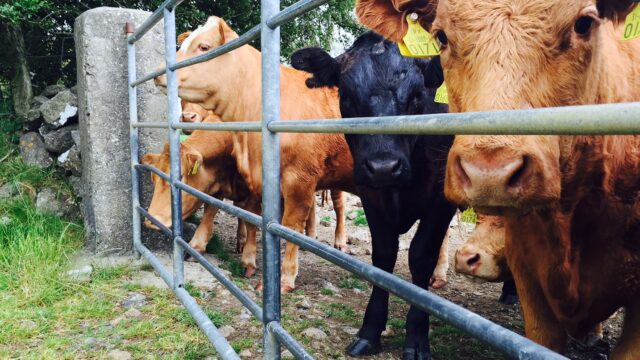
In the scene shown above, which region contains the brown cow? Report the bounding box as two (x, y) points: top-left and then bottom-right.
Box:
(156, 17), (354, 291)
(355, 0), (640, 358)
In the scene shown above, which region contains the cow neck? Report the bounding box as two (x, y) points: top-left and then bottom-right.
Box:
(183, 129), (233, 162)
(212, 45), (340, 123)
(213, 44), (262, 122)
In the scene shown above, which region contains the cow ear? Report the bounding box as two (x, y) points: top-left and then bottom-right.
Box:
(355, 0), (439, 42)
(417, 56), (444, 88)
(218, 18), (239, 44)
(177, 32), (191, 46)
(141, 153), (160, 165)
(291, 48), (340, 88)
(597, 0), (636, 21)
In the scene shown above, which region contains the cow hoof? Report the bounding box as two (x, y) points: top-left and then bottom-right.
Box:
(244, 267), (256, 278)
(184, 250), (204, 262)
(429, 277), (447, 289)
(281, 285), (295, 293)
(403, 347), (431, 360)
(498, 293), (519, 305)
(346, 338), (381, 357)
(335, 244), (349, 253)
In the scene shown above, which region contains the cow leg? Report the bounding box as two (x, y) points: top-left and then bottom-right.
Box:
(240, 197), (261, 278)
(346, 201), (399, 357)
(331, 190), (348, 252)
(305, 193), (317, 239)
(233, 199), (248, 254)
(498, 278), (519, 305)
(429, 230), (449, 289)
(280, 187), (315, 292)
(404, 204), (454, 360)
(611, 304), (640, 360)
(185, 203), (218, 261)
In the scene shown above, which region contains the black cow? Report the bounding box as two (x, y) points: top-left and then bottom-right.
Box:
(292, 32), (455, 360)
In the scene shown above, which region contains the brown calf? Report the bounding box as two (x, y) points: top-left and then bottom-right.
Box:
(356, 0), (640, 358)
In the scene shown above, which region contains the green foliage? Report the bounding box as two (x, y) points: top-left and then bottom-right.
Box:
(2, 0), (361, 88)
(338, 276), (367, 291)
(205, 234), (245, 277)
(320, 287), (334, 296)
(350, 208), (368, 226)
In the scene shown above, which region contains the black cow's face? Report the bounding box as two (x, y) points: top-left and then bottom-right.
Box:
(292, 32), (446, 188)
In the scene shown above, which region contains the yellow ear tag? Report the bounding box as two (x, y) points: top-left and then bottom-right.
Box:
(191, 160), (200, 175)
(435, 82), (449, 104)
(400, 13), (440, 58)
(622, 4), (640, 41)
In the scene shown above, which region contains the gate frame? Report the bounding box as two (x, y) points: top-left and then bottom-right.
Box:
(125, 0), (640, 358)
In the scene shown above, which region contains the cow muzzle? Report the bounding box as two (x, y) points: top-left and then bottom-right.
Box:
(454, 244), (502, 281)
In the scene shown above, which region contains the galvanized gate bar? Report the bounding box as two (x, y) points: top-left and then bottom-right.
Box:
(260, 0), (283, 357)
(267, 321), (314, 360)
(176, 237), (265, 321)
(125, 0), (638, 358)
(127, 0), (185, 44)
(267, 222), (568, 360)
(137, 206), (173, 237)
(268, 102), (640, 135)
(266, 0), (330, 29)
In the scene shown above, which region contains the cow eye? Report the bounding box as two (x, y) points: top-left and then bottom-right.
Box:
(435, 31), (448, 48)
(198, 43), (211, 52)
(574, 16), (594, 36)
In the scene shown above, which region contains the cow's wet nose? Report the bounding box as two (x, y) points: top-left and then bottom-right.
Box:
(363, 158), (403, 187)
(455, 247), (482, 275)
(182, 112), (198, 122)
(454, 153), (529, 203)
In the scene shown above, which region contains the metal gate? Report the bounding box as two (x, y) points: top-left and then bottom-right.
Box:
(125, 0), (640, 359)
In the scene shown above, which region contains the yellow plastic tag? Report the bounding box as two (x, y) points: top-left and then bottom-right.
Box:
(191, 160), (200, 175)
(400, 13), (440, 58)
(435, 82), (449, 104)
(622, 4), (640, 41)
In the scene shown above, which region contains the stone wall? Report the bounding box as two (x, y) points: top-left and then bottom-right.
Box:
(75, 7), (168, 253)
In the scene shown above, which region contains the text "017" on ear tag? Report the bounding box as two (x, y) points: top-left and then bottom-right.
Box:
(622, 3), (640, 41)
(399, 13), (440, 58)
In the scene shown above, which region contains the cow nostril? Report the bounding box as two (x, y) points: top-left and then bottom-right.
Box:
(364, 159), (376, 177)
(390, 159), (401, 177)
(507, 156), (529, 189)
(467, 253), (481, 267)
(454, 156), (472, 188)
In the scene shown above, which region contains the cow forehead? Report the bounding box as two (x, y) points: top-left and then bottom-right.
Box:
(180, 16), (220, 53)
(437, 0), (589, 30)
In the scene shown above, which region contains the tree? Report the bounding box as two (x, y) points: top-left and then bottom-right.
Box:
(1, 0), (361, 95)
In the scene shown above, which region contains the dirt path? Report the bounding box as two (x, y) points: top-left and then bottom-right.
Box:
(141, 192), (622, 360)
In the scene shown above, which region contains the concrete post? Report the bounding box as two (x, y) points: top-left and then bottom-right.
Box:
(75, 7), (167, 253)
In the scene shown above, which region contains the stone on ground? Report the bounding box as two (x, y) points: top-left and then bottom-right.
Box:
(217, 325), (235, 338)
(19, 132), (53, 168)
(121, 293), (147, 309)
(107, 349), (132, 360)
(41, 84), (67, 98)
(42, 125), (77, 153)
(301, 327), (328, 340)
(40, 90), (78, 128)
(36, 188), (76, 217)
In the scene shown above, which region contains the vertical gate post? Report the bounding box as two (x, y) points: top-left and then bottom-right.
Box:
(125, 23), (142, 259)
(261, 0), (282, 358)
(162, 5), (185, 289)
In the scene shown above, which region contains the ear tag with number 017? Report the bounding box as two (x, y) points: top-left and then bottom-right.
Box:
(622, 4), (640, 41)
(435, 82), (449, 104)
(191, 160), (200, 175)
(399, 13), (440, 58)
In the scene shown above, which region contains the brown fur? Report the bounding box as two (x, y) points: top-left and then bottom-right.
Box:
(155, 17), (354, 290)
(356, 0), (640, 357)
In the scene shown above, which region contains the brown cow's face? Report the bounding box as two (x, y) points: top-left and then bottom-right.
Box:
(154, 16), (239, 106)
(455, 214), (510, 282)
(141, 144), (210, 229)
(180, 100), (211, 135)
(355, 0), (635, 211)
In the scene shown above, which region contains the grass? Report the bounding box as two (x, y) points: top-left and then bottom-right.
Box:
(321, 215), (333, 223)
(349, 209), (368, 226)
(205, 233), (245, 277)
(338, 276), (368, 291)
